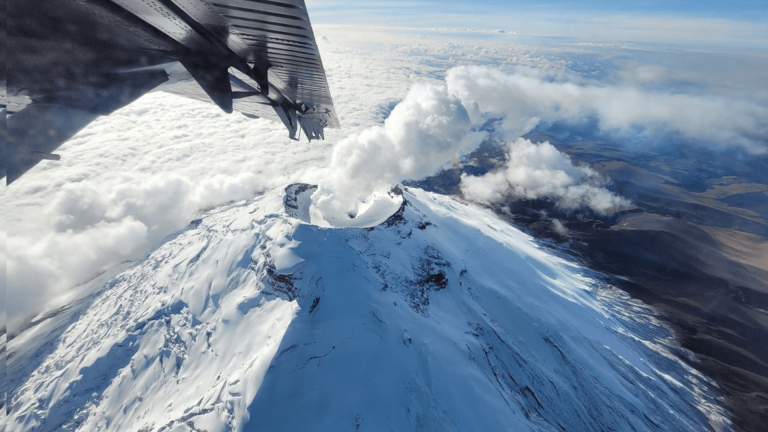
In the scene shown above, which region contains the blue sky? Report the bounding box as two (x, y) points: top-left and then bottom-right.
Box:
(307, 0), (768, 21)
(306, 1), (768, 48)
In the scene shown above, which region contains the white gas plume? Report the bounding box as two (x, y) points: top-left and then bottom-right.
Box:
(310, 83), (484, 226)
(311, 66), (642, 223)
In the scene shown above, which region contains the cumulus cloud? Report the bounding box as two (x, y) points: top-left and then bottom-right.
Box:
(8, 217), (149, 323)
(446, 65), (768, 154)
(460, 138), (630, 212)
(7, 170), (278, 331)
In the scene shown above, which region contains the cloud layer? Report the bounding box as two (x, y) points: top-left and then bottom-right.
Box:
(446, 65), (768, 154)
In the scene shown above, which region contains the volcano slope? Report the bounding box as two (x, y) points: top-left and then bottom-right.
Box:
(409, 128), (768, 432)
(8, 186), (731, 431)
(513, 131), (768, 432)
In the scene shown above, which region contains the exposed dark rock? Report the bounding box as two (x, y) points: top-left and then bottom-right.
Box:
(308, 297), (320, 315)
(383, 200), (408, 228)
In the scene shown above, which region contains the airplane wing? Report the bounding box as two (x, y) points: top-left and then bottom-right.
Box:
(3, 0), (338, 184)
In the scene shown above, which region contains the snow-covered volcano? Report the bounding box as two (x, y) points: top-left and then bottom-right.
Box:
(7, 186), (731, 432)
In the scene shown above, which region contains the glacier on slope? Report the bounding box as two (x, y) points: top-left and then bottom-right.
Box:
(7, 186), (731, 432)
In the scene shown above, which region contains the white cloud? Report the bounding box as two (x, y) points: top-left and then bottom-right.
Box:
(552, 219), (569, 236)
(8, 217), (149, 327)
(446, 65), (768, 154)
(460, 138), (630, 213)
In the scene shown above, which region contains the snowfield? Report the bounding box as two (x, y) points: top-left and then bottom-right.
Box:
(7, 186), (731, 431)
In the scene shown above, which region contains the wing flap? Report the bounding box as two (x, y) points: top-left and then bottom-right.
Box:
(5, 0), (338, 184)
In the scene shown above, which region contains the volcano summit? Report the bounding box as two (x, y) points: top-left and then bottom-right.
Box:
(7, 185), (730, 432)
